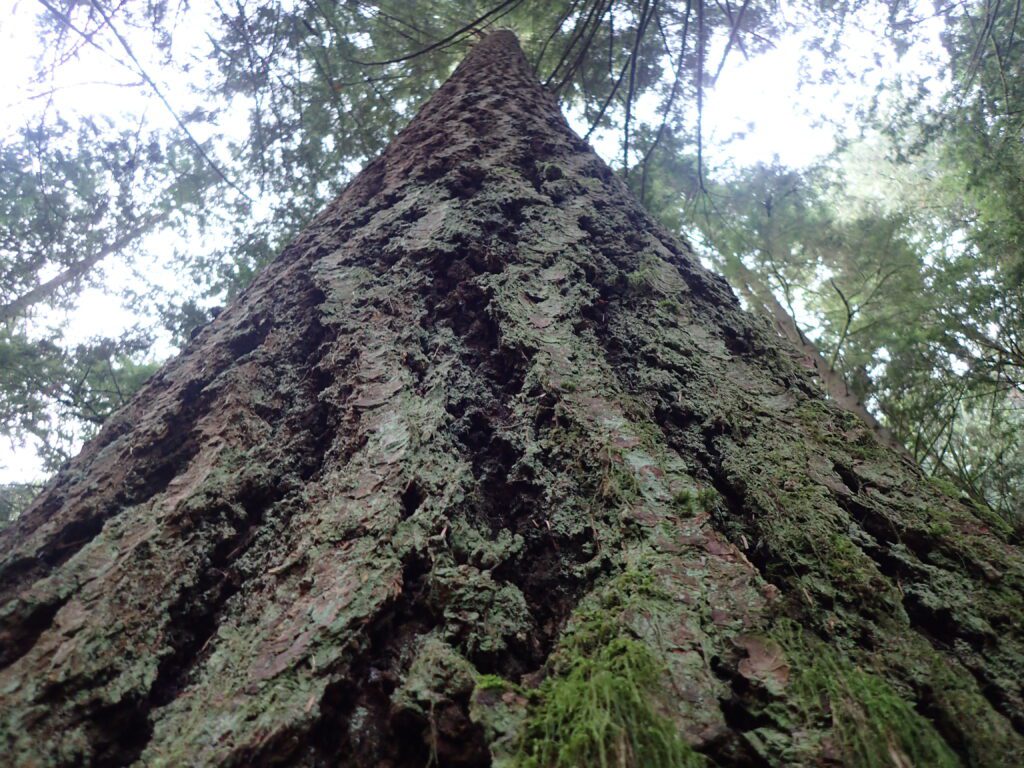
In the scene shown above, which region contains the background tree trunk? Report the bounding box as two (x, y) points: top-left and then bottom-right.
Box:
(1, 31), (1022, 767)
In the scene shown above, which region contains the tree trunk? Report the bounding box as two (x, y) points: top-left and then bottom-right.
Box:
(729, 259), (911, 458)
(1, 31), (1022, 767)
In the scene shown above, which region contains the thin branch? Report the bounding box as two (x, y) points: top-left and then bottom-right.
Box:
(551, 0), (613, 93)
(828, 278), (856, 371)
(696, 0), (706, 192)
(351, 0), (520, 65)
(544, 0), (603, 87)
(608, 1), (615, 73)
(351, 0), (424, 44)
(0, 215), (167, 322)
(712, 0), (751, 84)
(533, 0), (583, 72)
(105, 355), (124, 405)
(640, 0), (692, 204)
(654, 6), (675, 69)
(623, 0), (657, 179)
(583, 56), (631, 140)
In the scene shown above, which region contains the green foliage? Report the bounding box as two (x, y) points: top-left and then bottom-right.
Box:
(689, 151), (1024, 520)
(670, 487), (716, 517)
(0, 326), (159, 469)
(0, 90), (214, 468)
(0, 482), (41, 526)
(10, 0), (746, 469)
(0, 121), (194, 315)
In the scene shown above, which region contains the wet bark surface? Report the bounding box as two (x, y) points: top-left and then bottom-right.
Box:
(1, 31), (1022, 767)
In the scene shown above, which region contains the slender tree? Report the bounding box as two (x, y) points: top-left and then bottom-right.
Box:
(1, 31), (1021, 767)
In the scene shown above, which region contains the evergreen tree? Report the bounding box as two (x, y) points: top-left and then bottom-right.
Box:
(1, 32), (1021, 766)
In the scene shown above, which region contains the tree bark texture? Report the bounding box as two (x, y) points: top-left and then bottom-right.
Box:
(1, 31), (1022, 767)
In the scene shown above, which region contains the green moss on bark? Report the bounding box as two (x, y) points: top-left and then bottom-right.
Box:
(770, 620), (959, 768)
(513, 571), (705, 768)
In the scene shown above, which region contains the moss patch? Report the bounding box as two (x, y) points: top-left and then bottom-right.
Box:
(670, 487), (717, 518)
(772, 620), (959, 768)
(513, 572), (705, 768)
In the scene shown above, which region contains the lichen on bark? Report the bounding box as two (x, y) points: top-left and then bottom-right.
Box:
(1, 29), (1022, 768)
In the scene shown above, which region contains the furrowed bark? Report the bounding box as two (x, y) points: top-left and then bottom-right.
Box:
(1, 30), (1022, 768)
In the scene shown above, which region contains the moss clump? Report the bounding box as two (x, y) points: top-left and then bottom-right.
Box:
(624, 268), (654, 296)
(471, 675), (530, 766)
(391, 636), (477, 719)
(776, 621), (959, 768)
(596, 459), (641, 506)
(670, 487), (717, 517)
(476, 673), (520, 693)
(516, 574), (705, 768)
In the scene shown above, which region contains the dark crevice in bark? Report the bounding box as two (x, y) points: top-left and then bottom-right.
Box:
(904, 594), (1024, 735)
(694, 434), (974, 761)
(699, 434), (776, 580)
(832, 471), (1004, 588)
(0, 351), (249, 592)
(832, 462), (862, 493)
(90, 288), (342, 766)
(304, 551), (491, 768)
(71, 482), (290, 767)
(447, 387), (592, 680)
(0, 423), (202, 600)
(832, 488), (1024, 734)
(400, 479), (426, 520)
(414, 190), (602, 678)
(86, 700), (157, 768)
(698, 423), (1024, 747)
(154, 490), (280, 701)
(711, 691), (777, 768)
(682, 642), (776, 767)
(225, 315), (273, 360)
(913, 688), (973, 760)
(284, 293), (350, 484)
(609, 339), (977, 762)
(469, 422), (594, 677)
(0, 423), (205, 671)
(0, 595), (70, 672)
(826, 481), (1021, 729)
(441, 276), (600, 681)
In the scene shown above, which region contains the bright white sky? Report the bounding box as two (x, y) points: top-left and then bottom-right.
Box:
(0, 0), (946, 481)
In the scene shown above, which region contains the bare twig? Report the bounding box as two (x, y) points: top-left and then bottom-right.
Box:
(533, 0), (583, 72)
(712, 0), (751, 84)
(828, 278), (856, 371)
(640, 0), (692, 204)
(696, 0), (706, 192)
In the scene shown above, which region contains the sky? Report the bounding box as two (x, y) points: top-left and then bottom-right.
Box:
(0, 0), (946, 482)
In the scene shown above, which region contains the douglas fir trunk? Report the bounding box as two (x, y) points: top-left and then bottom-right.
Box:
(1, 31), (1022, 768)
